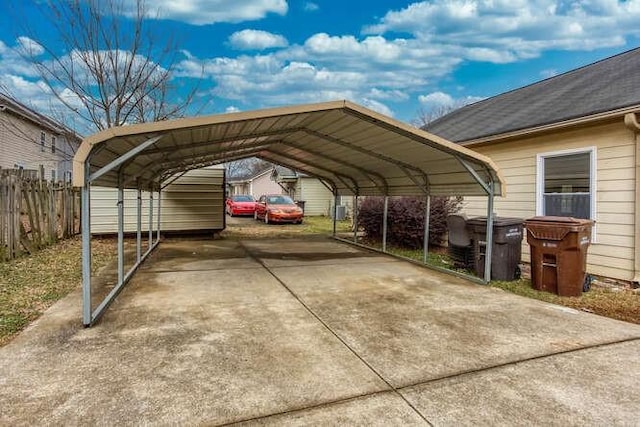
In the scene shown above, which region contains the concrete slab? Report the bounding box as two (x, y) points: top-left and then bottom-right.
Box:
(400, 340), (640, 425)
(239, 391), (425, 426)
(0, 243), (388, 425)
(139, 239), (260, 272)
(262, 241), (640, 388)
(242, 238), (394, 268)
(1, 237), (639, 425)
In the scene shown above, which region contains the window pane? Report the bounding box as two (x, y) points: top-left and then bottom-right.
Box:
(544, 194), (590, 219)
(544, 152), (590, 193)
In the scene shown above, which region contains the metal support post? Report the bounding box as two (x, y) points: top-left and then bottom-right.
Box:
(353, 195), (358, 243)
(382, 196), (389, 252)
(484, 179), (495, 283)
(423, 195), (431, 264)
(149, 191), (154, 247)
(117, 177), (124, 284)
(81, 179), (92, 326)
(136, 184), (142, 262)
(332, 193), (338, 236)
(156, 187), (161, 241)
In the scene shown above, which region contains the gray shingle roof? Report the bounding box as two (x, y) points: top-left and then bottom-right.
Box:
(425, 47), (640, 143)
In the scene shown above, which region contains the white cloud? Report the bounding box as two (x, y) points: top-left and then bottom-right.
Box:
(0, 39), (41, 78)
(225, 106), (241, 113)
(303, 2), (319, 12)
(229, 29), (288, 50)
(363, 0), (640, 62)
(418, 91), (454, 107)
(360, 98), (393, 117)
(126, 0), (288, 25)
(418, 91), (484, 108)
(366, 88), (409, 102)
(16, 37), (44, 56)
(540, 69), (558, 78)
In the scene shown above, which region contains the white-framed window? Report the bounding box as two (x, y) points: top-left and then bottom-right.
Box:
(536, 146), (596, 223)
(51, 135), (56, 153)
(40, 132), (46, 151)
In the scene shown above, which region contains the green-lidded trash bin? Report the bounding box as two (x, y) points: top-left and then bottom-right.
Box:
(524, 216), (593, 297)
(466, 216), (524, 281)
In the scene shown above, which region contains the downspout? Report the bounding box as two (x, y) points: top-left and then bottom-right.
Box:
(624, 112), (640, 284)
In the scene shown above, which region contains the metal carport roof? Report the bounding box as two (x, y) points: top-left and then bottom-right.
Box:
(74, 100), (505, 326)
(73, 100), (504, 197)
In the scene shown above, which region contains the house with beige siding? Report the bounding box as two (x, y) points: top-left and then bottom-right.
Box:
(0, 92), (80, 180)
(271, 166), (354, 216)
(228, 168), (284, 198)
(426, 47), (640, 283)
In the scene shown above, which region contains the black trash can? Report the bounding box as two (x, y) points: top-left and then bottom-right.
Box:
(295, 200), (306, 213)
(466, 216), (524, 281)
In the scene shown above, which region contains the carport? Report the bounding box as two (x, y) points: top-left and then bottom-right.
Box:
(73, 100), (504, 326)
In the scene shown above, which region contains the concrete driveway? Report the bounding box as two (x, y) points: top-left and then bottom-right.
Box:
(1, 236), (639, 425)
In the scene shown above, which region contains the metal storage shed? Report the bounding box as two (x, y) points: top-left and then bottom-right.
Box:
(73, 100), (505, 326)
(89, 166), (225, 234)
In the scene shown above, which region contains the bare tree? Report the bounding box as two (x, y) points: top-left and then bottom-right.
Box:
(17, 0), (203, 132)
(224, 158), (273, 179)
(412, 103), (464, 129)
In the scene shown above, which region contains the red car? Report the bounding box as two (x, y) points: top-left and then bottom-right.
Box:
(226, 195), (256, 216)
(254, 194), (303, 224)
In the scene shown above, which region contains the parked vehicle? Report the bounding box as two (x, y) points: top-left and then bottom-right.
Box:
(254, 194), (304, 224)
(226, 195), (256, 216)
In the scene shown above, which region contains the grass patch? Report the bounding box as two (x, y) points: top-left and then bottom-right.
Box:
(0, 236), (116, 346)
(491, 279), (640, 324)
(222, 215), (352, 239)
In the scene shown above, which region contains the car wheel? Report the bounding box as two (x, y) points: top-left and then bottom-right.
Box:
(264, 212), (269, 224)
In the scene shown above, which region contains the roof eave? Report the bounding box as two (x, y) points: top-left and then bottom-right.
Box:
(459, 104), (640, 147)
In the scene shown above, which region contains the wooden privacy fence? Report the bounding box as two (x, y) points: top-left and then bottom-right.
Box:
(0, 168), (80, 261)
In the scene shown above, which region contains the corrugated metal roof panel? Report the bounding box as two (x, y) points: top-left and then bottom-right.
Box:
(74, 100), (503, 197)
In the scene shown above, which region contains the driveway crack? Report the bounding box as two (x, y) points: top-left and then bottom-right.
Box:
(238, 241), (433, 426)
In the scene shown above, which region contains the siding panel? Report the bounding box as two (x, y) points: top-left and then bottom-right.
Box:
(464, 121), (636, 281)
(91, 167), (225, 233)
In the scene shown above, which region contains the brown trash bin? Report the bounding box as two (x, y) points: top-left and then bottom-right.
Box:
(524, 216), (593, 297)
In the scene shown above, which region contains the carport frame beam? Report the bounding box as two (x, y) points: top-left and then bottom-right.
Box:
(81, 135), (165, 327)
(382, 196), (389, 252)
(423, 195), (431, 264)
(457, 157), (496, 283)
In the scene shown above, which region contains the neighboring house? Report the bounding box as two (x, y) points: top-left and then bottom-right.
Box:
(425, 47), (640, 283)
(272, 166), (353, 216)
(228, 167), (285, 199)
(0, 92), (81, 180)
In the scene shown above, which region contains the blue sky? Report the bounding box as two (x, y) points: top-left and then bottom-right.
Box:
(1, 0), (639, 133)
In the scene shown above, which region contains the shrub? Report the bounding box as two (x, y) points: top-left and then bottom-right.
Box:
(358, 196), (463, 249)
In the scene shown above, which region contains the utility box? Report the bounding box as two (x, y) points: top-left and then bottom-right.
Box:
(524, 216), (593, 297)
(466, 216), (524, 281)
(332, 205), (346, 221)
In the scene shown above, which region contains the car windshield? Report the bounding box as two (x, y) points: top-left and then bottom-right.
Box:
(266, 195), (294, 205)
(232, 195), (254, 202)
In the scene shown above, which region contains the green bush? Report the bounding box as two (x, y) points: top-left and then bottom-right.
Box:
(358, 196), (463, 248)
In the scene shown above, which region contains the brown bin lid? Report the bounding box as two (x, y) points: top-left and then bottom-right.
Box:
(524, 216), (593, 240)
(524, 216), (593, 225)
